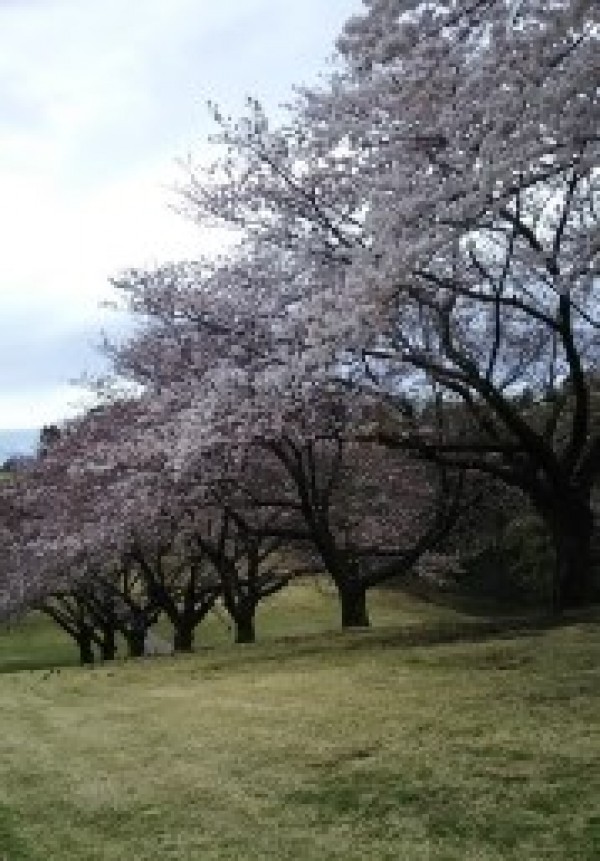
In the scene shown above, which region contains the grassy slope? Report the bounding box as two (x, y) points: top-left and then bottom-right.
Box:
(0, 586), (598, 860)
(0, 580), (477, 674)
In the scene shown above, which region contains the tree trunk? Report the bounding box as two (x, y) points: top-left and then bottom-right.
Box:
(338, 581), (370, 629)
(77, 634), (95, 666)
(234, 611), (256, 644)
(100, 628), (117, 662)
(551, 504), (595, 613)
(174, 624), (195, 653)
(127, 633), (145, 658)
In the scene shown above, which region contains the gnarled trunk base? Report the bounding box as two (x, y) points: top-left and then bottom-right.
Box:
(174, 626), (195, 653)
(77, 635), (95, 666)
(127, 635), (145, 659)
(338, 582), (370, 629)
(235, 614), (256, 644)
(101, 630), (117, 662)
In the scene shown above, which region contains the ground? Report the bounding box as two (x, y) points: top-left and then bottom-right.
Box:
(0, 583), (598, 860)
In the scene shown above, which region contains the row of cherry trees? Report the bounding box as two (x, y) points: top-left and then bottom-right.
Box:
(0, 391), (464, 663)
(1, 1), (598, 657)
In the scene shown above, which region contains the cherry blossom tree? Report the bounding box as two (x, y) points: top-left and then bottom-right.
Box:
(329, 0), (600, 611)
(40, 589), (99, 666)
(176, 0), (599, 611)
(208, 394), (465, 628)
(0, 403), (183, 650)
(127, 534), (219, 653)
(179, 504), (293, 644)
(111, 256), (466, 629)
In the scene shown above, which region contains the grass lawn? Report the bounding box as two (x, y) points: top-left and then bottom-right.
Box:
(0, 584), (598, 859)
(0, 579), (480, 674)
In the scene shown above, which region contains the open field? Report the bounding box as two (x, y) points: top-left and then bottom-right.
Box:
(0, 586), (598, 860)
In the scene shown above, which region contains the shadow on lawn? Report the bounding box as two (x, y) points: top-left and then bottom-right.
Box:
(1, 602), (598, 677)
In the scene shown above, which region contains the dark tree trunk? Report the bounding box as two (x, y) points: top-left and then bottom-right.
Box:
(337, 581), (370, 629)
(100, 628), (117, 661)
(234, 610), (256, 644)
(127, 633), (146, 658)
(551, 503), (595, 614)
(174, 624), (195, 653)
(77, 634), (95, 666)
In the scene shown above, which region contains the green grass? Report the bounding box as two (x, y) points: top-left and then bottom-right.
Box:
(0, 612), (81, 673)
(0, 579), (477, 673)
(0, 584), (598, 859)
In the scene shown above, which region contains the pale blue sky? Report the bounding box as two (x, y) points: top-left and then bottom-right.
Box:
(0, 0), (362, 429)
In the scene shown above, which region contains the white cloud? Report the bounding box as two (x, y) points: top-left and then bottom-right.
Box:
(0, 384), (97, 431)
(0, 157), (228, 312)
(0, 0), (362, 430)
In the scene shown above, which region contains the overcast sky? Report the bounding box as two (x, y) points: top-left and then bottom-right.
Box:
(0, 0), (361, 430)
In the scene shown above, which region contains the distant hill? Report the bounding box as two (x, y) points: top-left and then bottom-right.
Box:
(0, 429), (39, 465)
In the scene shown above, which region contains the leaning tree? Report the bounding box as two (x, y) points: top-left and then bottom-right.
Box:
(177, 0), (599, 611)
